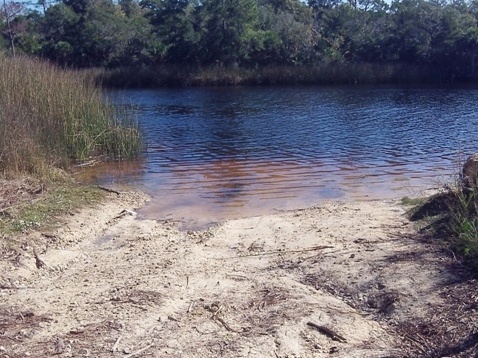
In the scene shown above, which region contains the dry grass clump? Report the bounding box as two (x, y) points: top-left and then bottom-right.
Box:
(0, 54), (141, 178)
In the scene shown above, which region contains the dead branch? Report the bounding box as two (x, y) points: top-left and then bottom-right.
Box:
(75, 159), (99, 168)
(54, 337), (64, 355)
(404, 334), (432, 357)
(205, 303), (241, 333)
(307, 322), (347, 343)
(214, 245), (333, 260)
(107, 209), (137, 224)
(124, 343), (154, 358)
(97, 185), (121, 195)
(33, 247), (46, 269)
(111, 336), (122, 352)
(113, 209), (136, 220)
(215, 316), (240, 333)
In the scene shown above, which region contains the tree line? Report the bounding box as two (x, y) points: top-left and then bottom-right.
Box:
(2, 0), (478, 81)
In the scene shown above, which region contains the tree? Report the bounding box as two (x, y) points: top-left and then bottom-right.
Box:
(1, 0), (24, 56)
(265, 4), (317, 65)
(198, 0), (261, 65)
(38, 3), (81, 65)
(388, 0), (443, 64)
(432, 5), (478, 80)
(338, 2), (393, 63)
(141, 0), (200, 63)
(38, 0), (156, 67)
(37, 0), (52, 14)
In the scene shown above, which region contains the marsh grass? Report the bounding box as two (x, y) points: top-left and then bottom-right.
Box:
(94, 62), (446, 88)
(0, 54), (141, 178)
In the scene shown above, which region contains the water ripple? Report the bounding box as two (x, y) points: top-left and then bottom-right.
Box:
(85, 85), (478, 228)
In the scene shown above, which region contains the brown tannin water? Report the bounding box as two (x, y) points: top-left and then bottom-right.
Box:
(75, 85), (478, 229)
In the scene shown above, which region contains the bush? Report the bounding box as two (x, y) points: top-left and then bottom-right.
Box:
(449, 187), (478, 265)
(410, 183), (478, 271)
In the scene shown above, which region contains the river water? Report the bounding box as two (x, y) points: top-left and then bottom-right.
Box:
(76, 85), (478, 229)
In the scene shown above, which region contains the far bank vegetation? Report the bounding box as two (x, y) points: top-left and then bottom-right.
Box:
(2, 0), (478, 86)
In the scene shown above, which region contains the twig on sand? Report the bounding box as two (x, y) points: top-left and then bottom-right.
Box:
(124, 343), (154, 358)
(215, 316), (240, 332)
(214, 245), (333, 259)
(205, 303), (241, 333)
(307, 322), (347, 343)
(97, 185), (121, 195)
(33, 247), (46, 269)
(111, 336), (122, 352)
(0, 207), (12, 217)
(107, 209), (137, 224)
(75, 159), (101, 168)
(113, 209), (137, 220)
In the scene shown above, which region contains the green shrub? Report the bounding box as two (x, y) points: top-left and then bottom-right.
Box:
(449, 187), (478, 264)
(411, 184), (478, 271)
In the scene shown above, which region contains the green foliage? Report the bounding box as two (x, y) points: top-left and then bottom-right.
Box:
(141, 0), (200, 63)
(448, 188), (478, 266)
(410, 185), (478, 272)
(36, 3), (81, 64)
(34, 0), (157, 67)
(3, 0), (478, 82)
(0, 54), (141, 178)
(201, 0), (261, 64)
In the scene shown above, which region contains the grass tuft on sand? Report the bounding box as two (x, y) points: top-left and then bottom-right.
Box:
(0, 178), (105, 234)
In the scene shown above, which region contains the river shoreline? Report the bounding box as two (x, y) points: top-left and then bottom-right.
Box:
(1, 189), (477, 357)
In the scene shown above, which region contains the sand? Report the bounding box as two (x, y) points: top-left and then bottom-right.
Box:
(1, 190), (476, 357)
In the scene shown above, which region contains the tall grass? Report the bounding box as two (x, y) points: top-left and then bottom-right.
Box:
(410, 182), (478, 272)
(94, 62), (449, 88)
(448, 186), (478, 268)
(0, 54), (141, 178)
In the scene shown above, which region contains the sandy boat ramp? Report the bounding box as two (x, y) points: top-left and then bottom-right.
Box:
(1, 190), (476, 357)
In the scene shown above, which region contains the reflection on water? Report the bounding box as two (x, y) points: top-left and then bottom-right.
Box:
(77, 85), (478, 229)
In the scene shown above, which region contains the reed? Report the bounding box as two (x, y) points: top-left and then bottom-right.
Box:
(94, 62), (448, 88)
(0, 54), (141, 178)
